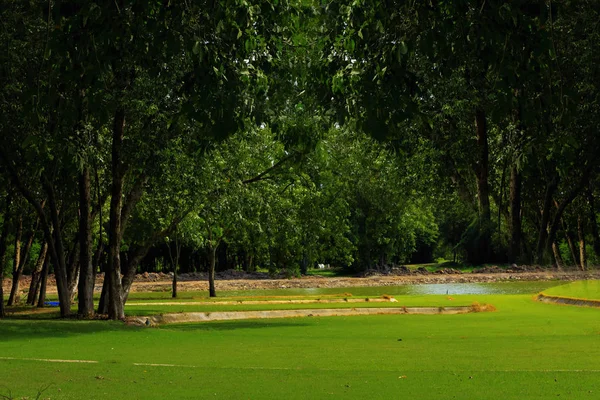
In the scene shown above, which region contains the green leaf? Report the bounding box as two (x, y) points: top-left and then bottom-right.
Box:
(399, 41), (408, 55)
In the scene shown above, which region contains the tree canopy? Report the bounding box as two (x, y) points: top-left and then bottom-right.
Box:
(1, 0), (599, 319)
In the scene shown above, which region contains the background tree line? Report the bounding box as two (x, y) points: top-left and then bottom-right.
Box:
(1, 0), (598, 319)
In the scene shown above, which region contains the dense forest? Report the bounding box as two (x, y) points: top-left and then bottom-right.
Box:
(1, 0), (599, 319)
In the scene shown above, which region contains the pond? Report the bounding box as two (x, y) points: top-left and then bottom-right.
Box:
(219, 280), (562, 298)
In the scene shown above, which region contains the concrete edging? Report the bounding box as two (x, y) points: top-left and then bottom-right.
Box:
(536, 293), (600, 308)
(129, 306), (477, 326)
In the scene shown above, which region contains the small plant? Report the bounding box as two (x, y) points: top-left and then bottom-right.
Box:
(0, 383), (52, 400)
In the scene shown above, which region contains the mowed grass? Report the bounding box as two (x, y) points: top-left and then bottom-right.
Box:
(542, 280), (600, 300)
(1, 293), (600, 399)
(11, 295), (483, 318)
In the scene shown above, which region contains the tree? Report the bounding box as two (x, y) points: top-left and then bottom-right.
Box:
(0, 193), (11, 318)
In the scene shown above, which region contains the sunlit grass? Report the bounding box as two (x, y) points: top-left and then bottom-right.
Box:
(1, 281), (599, 399)
(542, 280), (600, 300)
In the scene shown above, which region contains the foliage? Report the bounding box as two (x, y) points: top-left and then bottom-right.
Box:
(1, 0), (600, 317)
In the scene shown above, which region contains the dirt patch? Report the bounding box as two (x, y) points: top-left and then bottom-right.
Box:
(128, 305), (480, 326)
(536, 293), (600, 308)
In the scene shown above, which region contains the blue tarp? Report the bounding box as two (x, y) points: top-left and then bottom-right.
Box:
(44, 301), (60, 307)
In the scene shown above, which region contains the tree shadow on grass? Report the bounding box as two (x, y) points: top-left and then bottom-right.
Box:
(0, 319), (140, 341)
(161, 319), (311, 332)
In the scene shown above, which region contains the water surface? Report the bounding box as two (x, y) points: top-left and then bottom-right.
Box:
(220, 281), (561, 298)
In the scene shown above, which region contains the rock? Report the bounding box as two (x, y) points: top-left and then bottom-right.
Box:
(391, 266), (412, 275)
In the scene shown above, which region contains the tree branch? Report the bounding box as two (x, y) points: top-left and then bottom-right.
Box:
(242, 153), (296, 185)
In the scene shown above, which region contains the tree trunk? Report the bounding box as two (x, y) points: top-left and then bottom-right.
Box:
(173, 237), (181, 299)
(564, 231), (579, 268)
(475, 109), (491, 263)
(7, 213), (23, 305)
(121, 242), (158, 304)
(545, 167), (595, 260)
(97, 278), (108, 314)
(78, 167), (94, 317)
(62, 234), (80, 304)
(535, 179), (558, 264)
(93, 164), (104, 313)
(497, 161), (508, 236)
(44, 179), (72, 317)
(107, 107), (126, 320)
(36, 255), (50, 308)
(587, 188), (600, 257)
(120, 213), (186, 304)
(208, 244), (217, 297)
(93, 242), (105, 276)
(508, 165), (522, 263)
(166, 239), (179, 299)
(551, 241), (565, 270)
(30, 254), (49, 306)
(578, 215), (587, 271)
(0, 150), (71, 316)
(301, 252), (309, 275)
(27, 241), (48, 304)
(0, 195), (11, 318)
(68, 264), (80, 303)
(172, 267), (178, 298)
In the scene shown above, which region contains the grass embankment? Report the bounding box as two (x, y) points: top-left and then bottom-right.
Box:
(122, 295), (483, 316)
(9, 295), (479, 318)
(541, 280), (600, 300)
(2, 282), (600, 399)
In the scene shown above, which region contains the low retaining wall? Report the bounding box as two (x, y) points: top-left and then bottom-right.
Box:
(130, 306), (476, 326)
(536, 293), (600, 308)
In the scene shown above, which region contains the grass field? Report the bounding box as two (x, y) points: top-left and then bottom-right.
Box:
(1, 283), (599, 399)
(542, 280), (600, 300)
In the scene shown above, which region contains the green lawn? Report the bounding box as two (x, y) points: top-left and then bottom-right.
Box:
(542, 280), (600, 300)
(1, 289), (599, 399)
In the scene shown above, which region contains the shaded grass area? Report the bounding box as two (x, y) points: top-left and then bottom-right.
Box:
(1, 294), (600, 399)
(542, 280), (600, 300)
(305, 267), (352, 277)
(405, 260), (474, 272)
